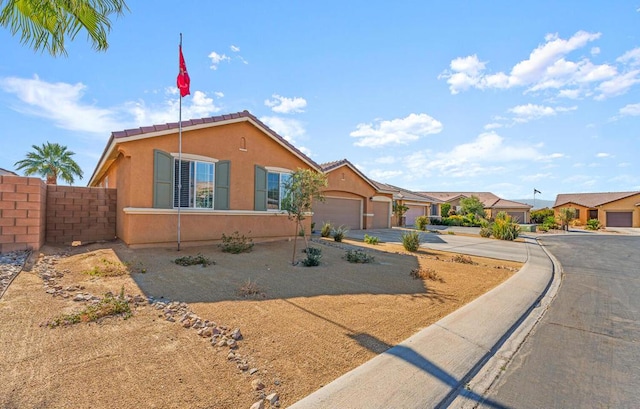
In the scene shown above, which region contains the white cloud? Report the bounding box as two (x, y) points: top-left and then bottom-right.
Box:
(368, 169), (403, 180)
(230, 45), (240, 52)
(558, 89), (582, 99)
(214, 91), (224, 98)
(264, 94), (307, 114)
(402, 132), (541, 178)
(440, 31), (627, 98)
(374, 156), (398, 164)
(128, 90), (221, 125)
(350, 113), (443, 147)
(0, 75), (125, 134)
(259, 116), (306, 144)
(596, 152), (612, 158)
(208, 51), (231, 70)
(617, 47), (640, 66)
(521, 173), (553, 182)
(618, 162), (631, 167)
(595, 69), (640, 99)
(484, 122), (503, 130)
(617, 103), (640, 117)
(507, 103), (576, 123)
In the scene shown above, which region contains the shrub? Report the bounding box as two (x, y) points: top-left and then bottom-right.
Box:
(531, 208), (554, 224)
(415, 215), (430, 231)
(320, 222), (332, 238)
(586, 218), (602, 230)
(401, 231), (421, 252)
(83, 258), (128, 277)
(236, 279), (265, 298)
(345, 249), (375, 263)
(332, 225), (348, 242)
(451, 254), (477, 265)
(479, 227), (492, 238)
(542, 215), (559, 230)
(410, 268), (444, 282)
(220, 231), (254, 254)
(492, 212), (520, 241)
(301, 247), (322, 266)
(538, 224), (549, 232)
(440, 203), (451, 218)
(173, 253), (214, 267)
(447, 215), (465, 226)
(48, 287), (131, 327)
(364, 234), (380, 245)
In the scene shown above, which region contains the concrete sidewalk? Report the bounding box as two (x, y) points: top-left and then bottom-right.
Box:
(289, 237), (555, 409)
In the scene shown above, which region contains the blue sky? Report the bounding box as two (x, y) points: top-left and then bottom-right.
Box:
(1, 1), (639, 200)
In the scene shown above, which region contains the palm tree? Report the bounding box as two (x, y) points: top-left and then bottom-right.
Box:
(0, 0), (129, 56)
(14, 142), (83, 185)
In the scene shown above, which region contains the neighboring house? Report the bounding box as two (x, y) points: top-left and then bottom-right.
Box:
(313, 159), (393, 230)
(553, 191), (640, 228)
(420, 192), (532, 223)
(0, 168), (18, 176)
(88, 111), (320, 247)
(375, 182), (442, 226)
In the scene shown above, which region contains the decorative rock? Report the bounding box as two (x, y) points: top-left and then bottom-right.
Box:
(200, 327), (213, 337)
(227, 351), (236, 360)
(73, 294), (85, 301)
(265, 393), (279, 405)
(251, 379), (265, 391)
(250, 400), (264, 409)
(226, 339), (238, 349)
(237, 362), (249, 371)
(249, 368), (259, 375)
(216, 340), (226, 347)
(231, 328), (243, 340)
(182, 321), (192, 328)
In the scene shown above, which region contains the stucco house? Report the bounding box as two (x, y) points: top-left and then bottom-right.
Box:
(553, 191), (640, 227)
(312, 159), (394, 230)
(0, 168), (18, 176)
(420, 192), (532, 223)
(88, 111), (321, 247)
(374, 182), (442, 226)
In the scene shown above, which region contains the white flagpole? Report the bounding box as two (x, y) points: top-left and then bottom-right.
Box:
(177, 33), (183, 251)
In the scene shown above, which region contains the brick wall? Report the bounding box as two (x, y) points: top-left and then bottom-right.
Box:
(0, 175), (47, 253)
(45, 186), (117, 245)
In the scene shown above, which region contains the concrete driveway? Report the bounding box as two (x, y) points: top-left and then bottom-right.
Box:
(475, 235), (640, 408)
(345, 228), (528, 263)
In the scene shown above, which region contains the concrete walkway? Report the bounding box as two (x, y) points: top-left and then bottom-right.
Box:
(289, 232), (555, 409)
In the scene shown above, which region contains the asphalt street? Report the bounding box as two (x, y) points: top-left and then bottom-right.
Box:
(478, 235), (640, 408)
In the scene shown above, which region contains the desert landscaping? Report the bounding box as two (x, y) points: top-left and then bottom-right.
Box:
(0, 236), (521, 409)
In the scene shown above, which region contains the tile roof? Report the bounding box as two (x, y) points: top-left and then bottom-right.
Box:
(554, 191), (640, 208)
(492, 199), (533, 209)
(0, 167), (18, 176)
(320, 159), (388, 193)
(418, 192), (531, 209)
(374, 182), (442, 203)
(89, 110), (320, 185)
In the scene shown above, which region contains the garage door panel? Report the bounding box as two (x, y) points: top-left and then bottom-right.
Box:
(313, 198), (361, 230)
(405, 206), (427, 226)
(507, 212), (525, 223)
(372, 201), (390, 229)
(606, 212), (632, 227)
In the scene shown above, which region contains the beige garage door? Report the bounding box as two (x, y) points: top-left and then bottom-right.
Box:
(313, 197), (362, 229)
(405, 205), (426, 226)
(606, 211), (633, 227)
(372, 201), (390, 229)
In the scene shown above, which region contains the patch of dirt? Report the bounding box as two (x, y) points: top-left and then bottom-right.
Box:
(0, 237), (521, 409)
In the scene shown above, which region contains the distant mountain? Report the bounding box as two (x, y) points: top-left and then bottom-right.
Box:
(510, 199), (555, 210)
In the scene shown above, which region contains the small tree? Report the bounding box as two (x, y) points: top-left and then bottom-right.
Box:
(282, 169), (328, 265)
(440, 203), (451, 218)
(557, 207), (576, 231)
(393, 201), (409, 226)
(460, 195), (486, 218)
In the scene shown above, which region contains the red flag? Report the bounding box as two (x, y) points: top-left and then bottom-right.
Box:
(177, 45), (190, 97)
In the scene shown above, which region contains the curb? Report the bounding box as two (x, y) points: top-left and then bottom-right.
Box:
(450, 237), (563, 408)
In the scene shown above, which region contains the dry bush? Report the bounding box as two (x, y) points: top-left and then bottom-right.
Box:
(410, 268), (445, 283)
(451, 254), (477, 265)
(236, 279), (266, 298)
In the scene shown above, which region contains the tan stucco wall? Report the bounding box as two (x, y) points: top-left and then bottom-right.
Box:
(600, 193), (640, 227)
(554, 203), (591, 225)
(491, 208), (531, 223)
(92, 121), (316, 246)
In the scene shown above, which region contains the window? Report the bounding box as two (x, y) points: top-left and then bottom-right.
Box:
(174, 159), (214, 208)
(430, 204), (439, 216)
(589, 209), (598, 220)
(267, 172), (290, 210)
(574, 209), (580, 219)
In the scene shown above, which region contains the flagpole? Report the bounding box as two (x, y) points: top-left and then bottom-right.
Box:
(177, 33), (183, 251)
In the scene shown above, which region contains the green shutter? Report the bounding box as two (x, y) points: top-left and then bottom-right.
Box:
(214, 160), (230, 210)
(153, 149), (173, 208)
(254, 165), (267, 211)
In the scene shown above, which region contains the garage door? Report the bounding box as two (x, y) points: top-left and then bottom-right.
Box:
(313, 197), (362, 230)
(405, 205), (426, 226)
(606, 211), (633, 227)
(507, 212), (525, 223)
(371, 201), (390, 229)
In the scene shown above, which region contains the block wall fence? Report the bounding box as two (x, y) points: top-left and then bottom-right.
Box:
(0, 175), (116, 253)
